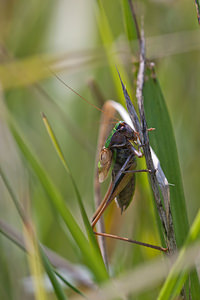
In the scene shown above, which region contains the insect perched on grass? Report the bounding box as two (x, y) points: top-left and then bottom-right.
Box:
(90, 76), (168, 253)
(92, 121), (143, 223)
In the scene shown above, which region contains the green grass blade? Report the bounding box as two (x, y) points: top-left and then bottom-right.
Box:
(0, 165), (26, 223)
(39, 246), (68, 300)
(54, 270), (86, 298)
(0, 219), (86, 298)
(143, 70), (200, 296)
(0, 165), (67, 300)
(95, 0), (132, 102)
(158, 209), (200, 299)
(9, 122), (108, 282)
(143, 73), (188, 246)
(41, 113), (100, 254)
(121, 0), (137, 44)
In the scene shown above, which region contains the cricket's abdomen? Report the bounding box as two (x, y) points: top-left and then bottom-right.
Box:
(112, 148), (136, 213)
(116, 174), (136, 213)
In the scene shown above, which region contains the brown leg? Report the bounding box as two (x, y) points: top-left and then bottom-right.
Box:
(91, 182), (117, 228)
(93, 232), (168, 253)
(123, 169), (153, 174)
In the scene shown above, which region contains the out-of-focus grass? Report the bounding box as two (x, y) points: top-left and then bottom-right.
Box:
(0, 0), (200, 299)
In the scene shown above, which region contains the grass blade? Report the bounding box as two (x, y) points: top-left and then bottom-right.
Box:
(39, 247), (68, 300)
(143, 69), (200, 295)
(121, 0), (138, 44)
(9, 121), (108, 282)
(54, 270), (86, 298)
(158, 209), (200, 299)
(0, 165), (67, 300)
(23, 227), (49, 300)
(144, 71), (188, 246)
(0, 219), (87, 297)
(41, 113), (100, 253)
(95, 0), (132, 102)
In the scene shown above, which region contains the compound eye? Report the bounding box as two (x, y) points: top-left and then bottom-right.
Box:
(118, 124), (126, 132)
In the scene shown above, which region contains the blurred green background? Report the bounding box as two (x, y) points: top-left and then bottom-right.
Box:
(0, 0), (199, 299)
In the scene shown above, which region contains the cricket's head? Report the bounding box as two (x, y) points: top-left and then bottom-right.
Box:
(105, 121), (138, 149)
(115, 122), (138, 143)
(98, 147), (112, 183)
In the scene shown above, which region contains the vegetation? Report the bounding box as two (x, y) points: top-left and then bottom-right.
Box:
(0, 1), (200, 299)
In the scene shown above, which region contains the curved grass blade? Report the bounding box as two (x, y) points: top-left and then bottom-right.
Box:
(158, 209), (200, 299)
(41, 113), (101, 256)
(9, 121), (108, 282)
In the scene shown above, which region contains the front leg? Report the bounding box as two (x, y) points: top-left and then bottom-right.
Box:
(129, 142), (143, 158)
(123, 168), (157, 174)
